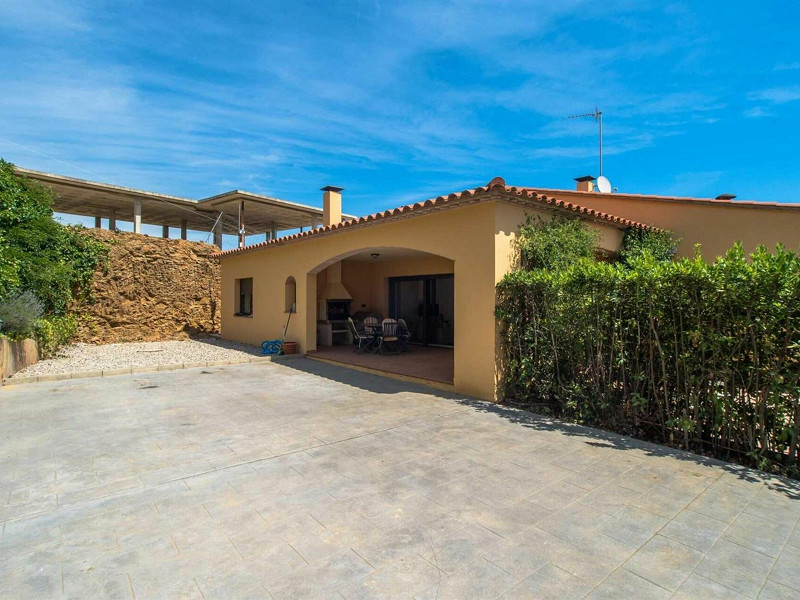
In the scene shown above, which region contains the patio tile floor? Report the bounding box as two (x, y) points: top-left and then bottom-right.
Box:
(308, 344), (453, 384)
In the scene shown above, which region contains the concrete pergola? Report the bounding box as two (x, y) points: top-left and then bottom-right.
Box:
(17, 168), (349, 248)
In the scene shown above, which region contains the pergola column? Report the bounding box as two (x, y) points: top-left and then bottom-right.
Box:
(213, 229), (223, 248)
(109, 209), (116, 231)
(270, 222), (278, 240)
(133, 198), (142, 234)
(94, 216), (102, 228)
(238, 200), (246, 249)
(162, 225), (169, 238)
(180, 219), (187, 240)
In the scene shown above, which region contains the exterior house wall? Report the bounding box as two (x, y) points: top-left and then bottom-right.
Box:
(549, 192), (800, 258)
(221, 202), (498, 398)
(220, 199), (625, 400)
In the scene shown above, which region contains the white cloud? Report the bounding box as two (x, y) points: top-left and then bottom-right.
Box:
(0, 0), (89, 31)
(743, 106), (774, 118)
(748, 86), (800, 104)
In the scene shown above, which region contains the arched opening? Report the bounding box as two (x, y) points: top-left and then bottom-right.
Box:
(284, 276), (296, 313)
(307, 246), (454, 386)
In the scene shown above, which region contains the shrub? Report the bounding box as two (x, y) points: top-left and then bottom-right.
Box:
(34, 314), (78, 358)
(0, 290), (44, 337)
(515, 216), (599, 271)
(0, 159), (53, 228)
(0, 159), (108, 313)
(618, 227), (679, 265)
(0, 230), (19, 298)
(497, 220), (800, 478)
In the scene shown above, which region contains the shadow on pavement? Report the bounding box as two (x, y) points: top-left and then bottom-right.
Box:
(277, 357), (800, 500)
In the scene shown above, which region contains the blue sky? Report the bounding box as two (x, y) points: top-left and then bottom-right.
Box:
(1, 1), (799, 247)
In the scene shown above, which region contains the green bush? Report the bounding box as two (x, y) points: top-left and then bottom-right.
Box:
(515, 216), (599, 271)
(0, 230), (19, 298)
(618, 227), (680, 265)
(0, 159), (108, 314)
(0, 290), (44, 337)
(497, 220), (800, 478)
(34, 314), (78, 358)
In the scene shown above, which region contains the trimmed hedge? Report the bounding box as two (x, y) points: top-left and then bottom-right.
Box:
(496, 241), (800, 478)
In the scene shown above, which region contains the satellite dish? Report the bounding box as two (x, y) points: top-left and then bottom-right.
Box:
(596, 175), (612, 194)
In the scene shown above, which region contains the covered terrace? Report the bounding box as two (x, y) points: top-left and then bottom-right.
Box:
(308, 247), (455, 389)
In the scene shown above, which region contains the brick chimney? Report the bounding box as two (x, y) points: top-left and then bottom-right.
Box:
(574, 175), (596, 192)
(321, 186), (344, 227)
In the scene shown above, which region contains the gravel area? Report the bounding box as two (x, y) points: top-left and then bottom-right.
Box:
(11, 337), (262, 378)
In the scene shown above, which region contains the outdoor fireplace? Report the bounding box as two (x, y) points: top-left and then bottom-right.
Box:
(325, 300), (351, 322)
(317, 261), (354, 346)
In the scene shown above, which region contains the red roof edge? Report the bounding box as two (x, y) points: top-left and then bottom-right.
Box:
(212, 177), (656, 258)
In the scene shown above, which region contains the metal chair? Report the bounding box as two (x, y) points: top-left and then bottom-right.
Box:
(363, 316), (380, 336)
(347, 317), (374, 353)
(378, 318), (400, 355)
(397, 318), (412, 352)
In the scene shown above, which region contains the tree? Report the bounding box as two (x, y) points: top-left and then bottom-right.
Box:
(0, 159), (108, 317)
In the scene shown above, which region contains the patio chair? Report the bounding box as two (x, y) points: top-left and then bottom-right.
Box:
(397, 318), (412, 352)
(378, 318), (401, 355)
(347, 317), (374, 353)
(364, 316), (381, 336)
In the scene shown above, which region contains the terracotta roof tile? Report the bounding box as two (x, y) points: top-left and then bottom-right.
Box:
(212, 177), (655, 258)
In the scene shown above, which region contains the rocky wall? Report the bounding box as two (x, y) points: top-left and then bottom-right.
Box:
(75, 230), (220, 344)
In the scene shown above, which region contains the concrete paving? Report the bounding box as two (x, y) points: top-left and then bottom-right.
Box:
(1, 359), (798, 599)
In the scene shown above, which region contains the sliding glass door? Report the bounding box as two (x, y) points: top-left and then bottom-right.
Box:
(388, 274), (454, 347)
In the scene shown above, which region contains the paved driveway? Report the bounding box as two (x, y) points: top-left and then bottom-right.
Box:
(1, 360), (799, 599)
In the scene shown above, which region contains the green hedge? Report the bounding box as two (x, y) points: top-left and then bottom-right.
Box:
(496, 241), (800, 477)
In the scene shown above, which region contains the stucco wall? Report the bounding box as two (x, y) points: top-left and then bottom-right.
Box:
(546, 192), (800, 259)
(219, 200), (625, 400)
(221, 202), (498, 399)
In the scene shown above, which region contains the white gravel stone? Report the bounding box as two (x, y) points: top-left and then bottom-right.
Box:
(12, 338), (263, 378)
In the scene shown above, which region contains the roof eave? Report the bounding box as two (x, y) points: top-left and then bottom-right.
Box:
(212, 178), (656, 259)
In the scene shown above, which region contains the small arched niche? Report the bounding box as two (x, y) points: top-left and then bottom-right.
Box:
(285, 276), (297, 313)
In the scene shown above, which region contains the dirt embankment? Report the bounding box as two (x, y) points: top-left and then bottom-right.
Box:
(74, 229), (220, 343)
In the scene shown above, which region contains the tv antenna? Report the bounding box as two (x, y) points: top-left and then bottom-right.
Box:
(569, 107), (603, 177)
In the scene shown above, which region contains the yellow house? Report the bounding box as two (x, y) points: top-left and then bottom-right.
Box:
(215, 177), (800, 401)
